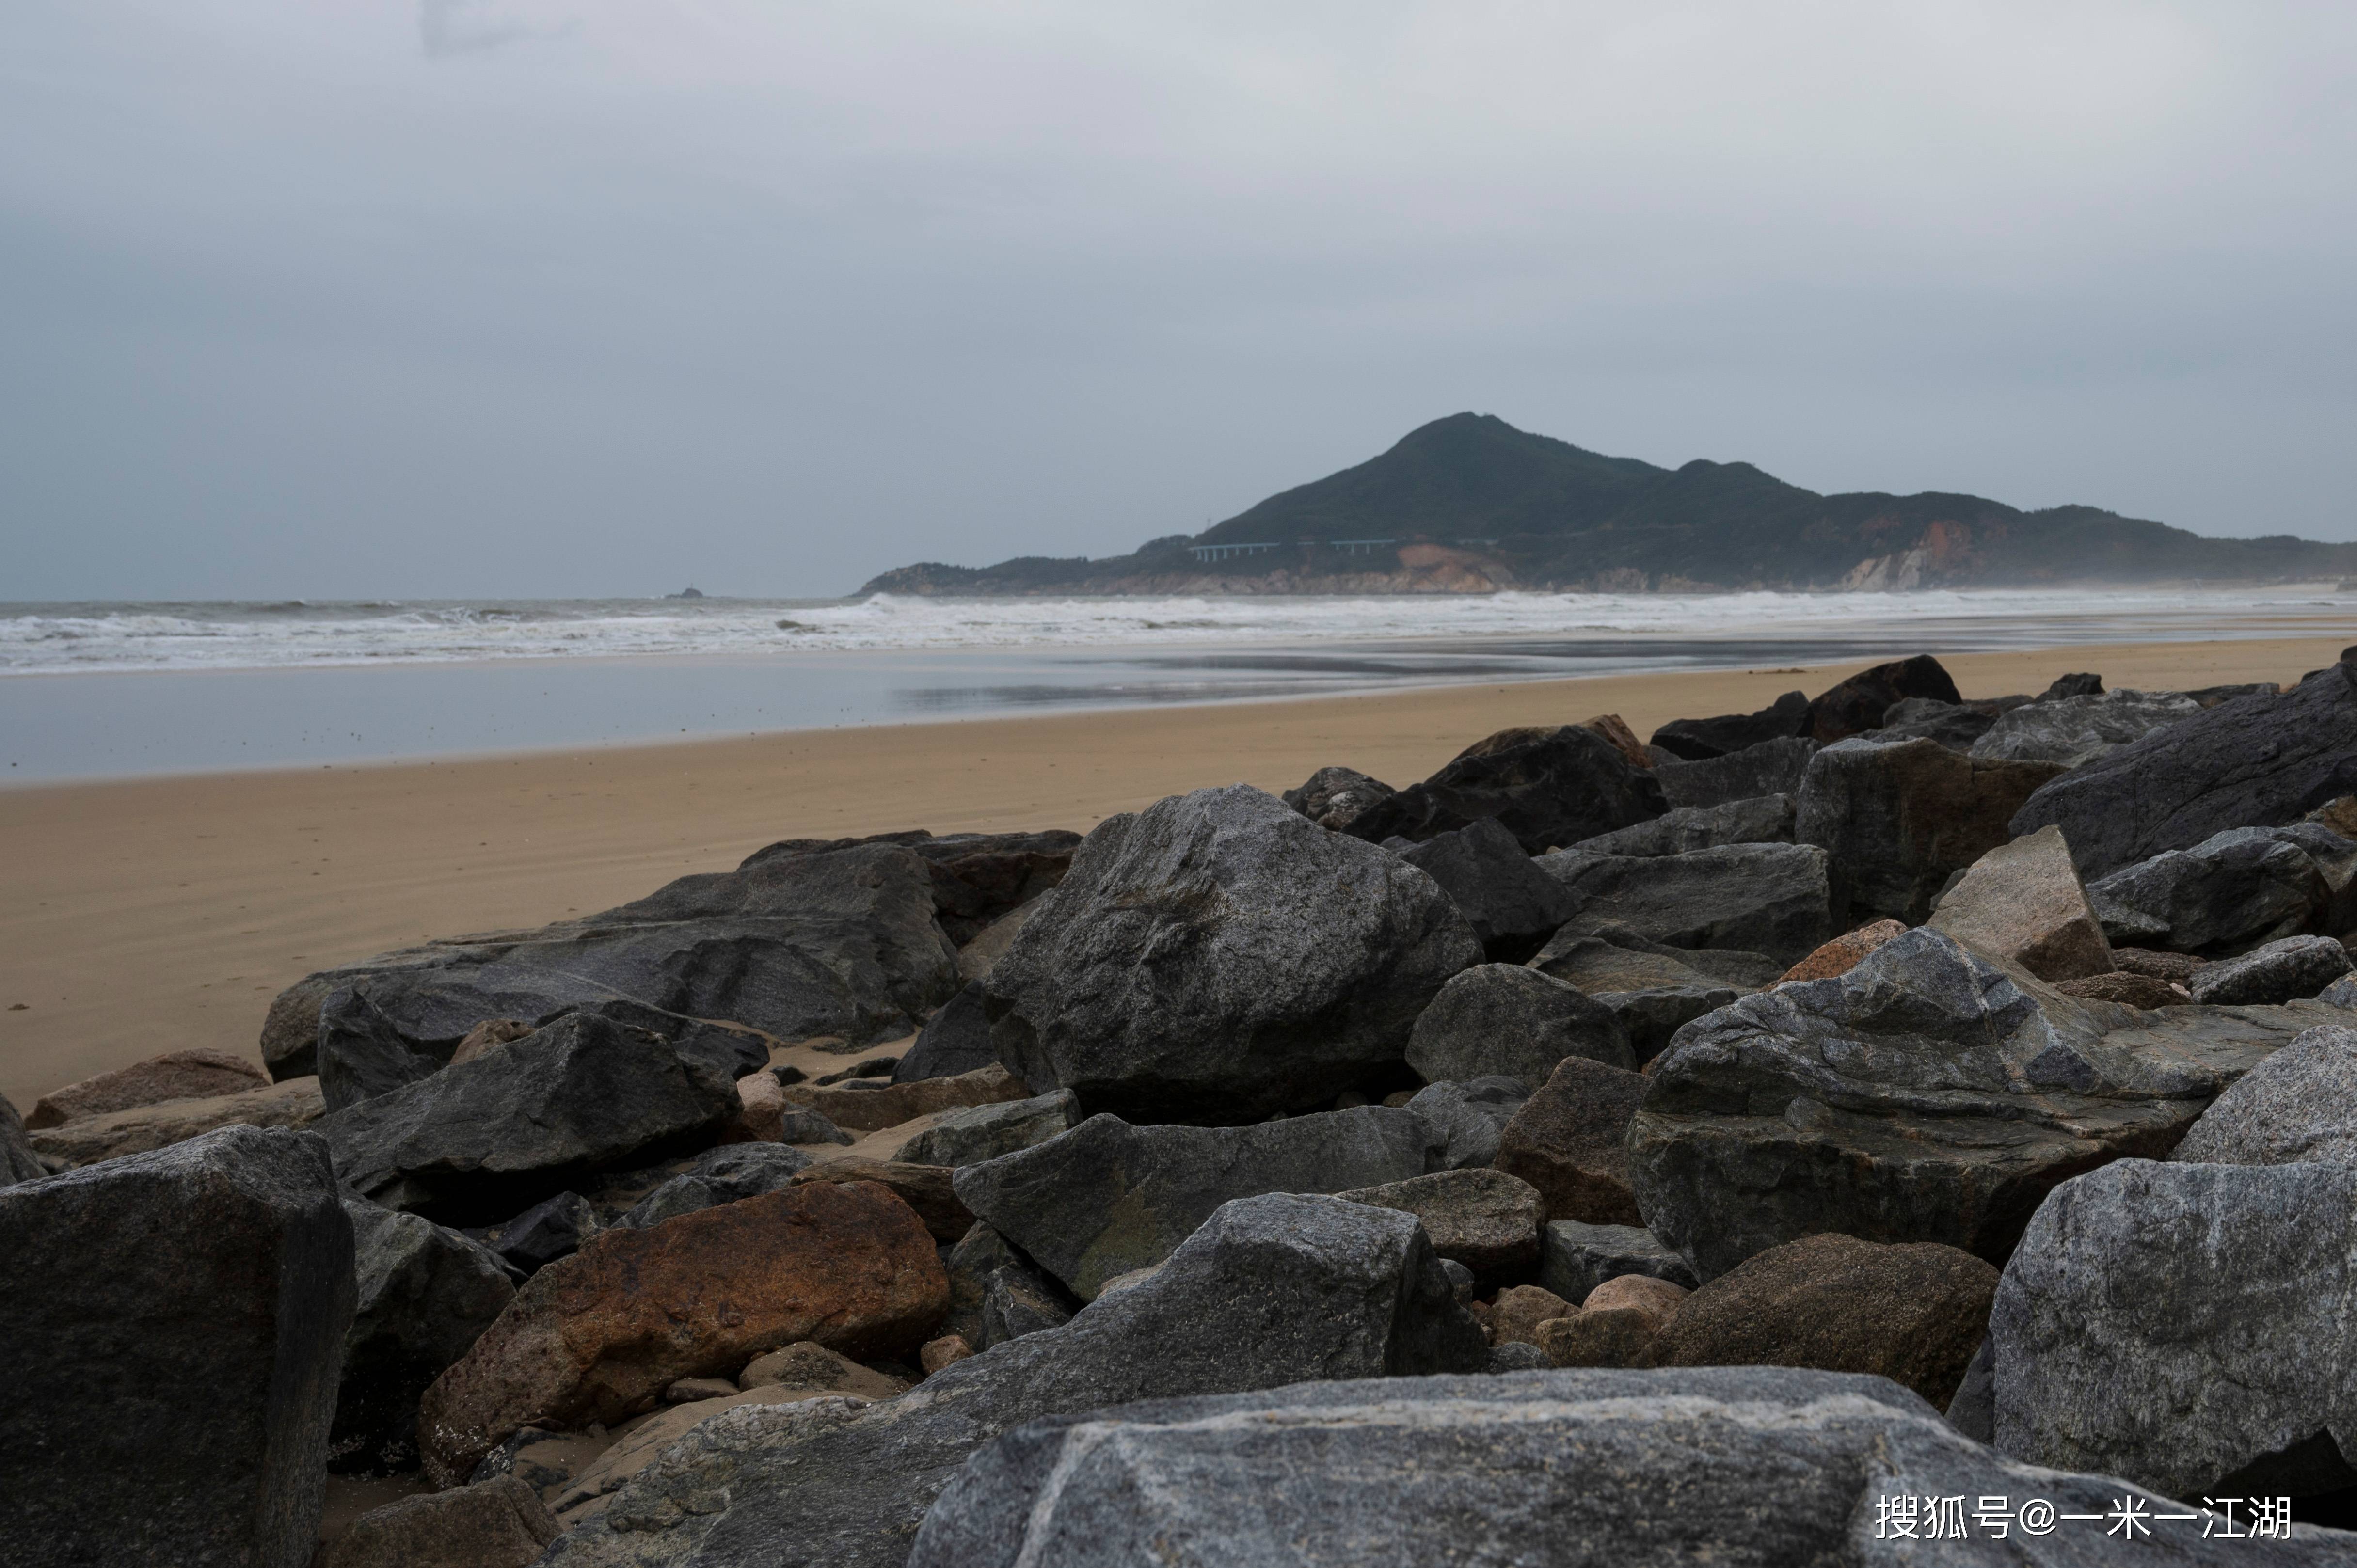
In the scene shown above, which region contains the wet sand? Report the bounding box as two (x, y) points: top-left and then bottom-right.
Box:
(2, 634), (2346, 1107)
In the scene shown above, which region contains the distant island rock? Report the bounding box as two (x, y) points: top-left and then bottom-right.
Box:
(860, 413), (2357, 596)
(667, 587), (706, 599)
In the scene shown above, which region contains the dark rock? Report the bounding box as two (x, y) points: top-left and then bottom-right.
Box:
(1538, 1219), (1697, 1305)
(1403, 1077), (1530, 1169)
(0, 1125), (355, 1566)
(1334, 1168), (1546, 1280)
(985, 785), (1481, 1122)
(617, 1144), (814, 1230)
(1397, 815), (1574, 959)
(811, 1054), (900, 1085)
(262, 840), (960, 1080)
(1924, 822), (2115, 981)
(953, 1107), (1446, 1301)
(1405, 964), (1633, 1084)
(981, 1267), (1075, 1346)
(1485, 1340), (1551, 1372)
(534, 1193), (1487, 1568)
(1648, 690), (1811, 761)
(2115, 946), (2208, 982)
(1796, 735), (2070, 922)
(1806, 655), (1961, 744)
(2010, 659), (2357, 879)
(333, 1200), (515, 1473)
(1, 1093), (43, 1186)
(2186, 680), (2282, 707)
(892, 981), (997, 1083)
(1875, 697), (1999, 750)
(1493, 1056), (1651, 1225)
(2041, 672), (2104, 698)
(1526, 925), (1776, 1063)
(898, 1090), (1081, 1168)
(1990, 1156), (2357, 1500)
(1557, 794), (1794, 856)
(1282, 765), (1397, 832)
(778, 1106), (855, 1145)
(736, 827), (1082, 945)
(1650, 736), (1818, 810)
(908, 1366), (2315, 1568)
(2188, 935), (2355, 1005)
(1341, 726), (1666, 854)
(1971, 688), (2204, 768)
(320, 1011), (739, 1226)
(484, 1190), (600, 1271)
(2053, 971), (2190, 1008)
(1626, 926), (2337, 1279)
(1536, 843), (1835, 965)
(2087, 825), (2357, 955)
(1639, 1231), (1998, 1409)
(2173, 1023), (2357, 1166)
(319, 983), (444, 1114)
(324, 1474), (558, 1568)
(942, 1223), (1079, 1350)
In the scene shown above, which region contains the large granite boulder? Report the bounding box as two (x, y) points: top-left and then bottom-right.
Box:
(333, 1200), (516, 1473)
(1333, 1168), (1546, 1280)
(1648, 690), (1811, 760)
(533, 1194), (1487, 1568)
(952, 1108), (1446, 1301)
(1558, 794), (1794, 857)
(1991, 1157), (2357, 1500)
(1639, 1232), (1998, 1409)
(1796, 736), (2070, 922)
(26, 1046), (269, 1128)
(984, 785), (1481, 1121)
(1340, 726), (1666, 853)
(1396, 816), (1575, 959)
(892, 980), (997, 1083)
(0, 1125), (355, 1567)
(319, 1012), (739, 1225)
(2189, 935), (2355, 1005)
(2086, 824), (2357, 955)
(1283, 764), (1396, 833)
(1536, 843), (1835, 965)
(1650, 736), (1818, 810)
(261, 840), (961, 1079)
(1805, 655), (1962, 743)
(1626, 927), (2338, 1278)
(1925, 823), (2115, 982)
(2172, 1023), (2357, 1165)
(418, 1179), (946, 1486)
(1405, 964), (1633, 1084)
(1971, 688), (2204, 768)
(2011, 657), (2357, 880)
(1403, 1077), (1530, 1169)
(1493, 1055), (1651, 1225)
(907, 1366), (2330, 1568)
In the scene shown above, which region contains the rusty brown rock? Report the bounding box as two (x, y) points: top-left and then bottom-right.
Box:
(28, 1048), (269, 1129)
(1775, 919), (1908, 983)
(416, 1179), (947, 1486)
(1493, 1055), (1650, 1225)
(2053, 972), (2192, 1009)
(721, 1071), (787, 1144)
(921, 1335), (974, 1374)
(1485, 1283), (1574, 1347)
(789, 1159), (974, 1242)
(1533, 1272), (1690, 1368)
(450, 1019), (538, 1067)
(1580, 713), (1652, 770)
(2112, 948), (2207, 983)
(781, 1064), (1030, 1132)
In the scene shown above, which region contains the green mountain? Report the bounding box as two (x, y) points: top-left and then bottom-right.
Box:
(860, 412), (2357, 595)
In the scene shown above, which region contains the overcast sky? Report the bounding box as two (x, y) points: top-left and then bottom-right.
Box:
(4, 1), (2353, 600)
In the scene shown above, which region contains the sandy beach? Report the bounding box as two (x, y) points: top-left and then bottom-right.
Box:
(2, 633), (2347, 1108)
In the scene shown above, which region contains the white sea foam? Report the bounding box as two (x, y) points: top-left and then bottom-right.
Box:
(0, 587), (2343, 676)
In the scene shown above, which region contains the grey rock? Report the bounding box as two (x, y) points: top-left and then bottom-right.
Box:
(1527, 924), (1780, 1062)
(319, 983), (444, 1114)
(734, 826), (1080, 945)
(898, 1090), (1081, 1168)
(1404, 1077), (1531, 1170)
(2041, 672), (2105, 699)
(1649, 690), (1812, 760)
(1796, 736), (2070, 923)
(1397, 816), (1575, 958)
(2010, 658), (2357, 880)
(1877, 697), (2000, 750)
(1925, 823), (2115, 982)
(2325, 975), (2357, 1009)
(332, 1200), (515, 1473)
(262, 840), (959, 1079)
(1558, 795), (1796, 857)
(319, 1011), (739, 1225)
(953, 1107), (1447, 1301)
(1334, 1168), (1546, 1280)
(1536, 843), (1835, 965)
(2086, 825), (2357, 955)
(616, 1143), (814, 1230)
(1340, 725), (1668, 854)
(1651, 736), (1819, 810)
(1991, 1156), (2357, 1499)
(1439, 1257), (1476, 1301)
(1405, 964), (1633, 1084)
(534, 1193), (1486, 1568)
(323, 1473), (558, 1568)
(2173, 1024), (2357, 1165)
(1971, 688), (2205, 768)
(1626, 926), (2338, 1279)
(0, 1125), (355, 1567)
(985, 785), (1481, 1122)
(955, 898), (1040, 986)
(892, 981), (997, 1084)
(980, 1267), (1074, 1346)
(1282, 764), (1397, 833)
(1946, 1336), (1996, 1442)
(2190, 935), (2356, 1005)
(778, 1106), (854, 1145)
(484, 1189), (600, 1270)
(1484, 1340), (1551, 1373)
(909, 1366), (2328, 1568)
(941, 1223), (1077, 1350)
(1, 1093), (43, 1186)
(1538, 1219), (1698, 1305)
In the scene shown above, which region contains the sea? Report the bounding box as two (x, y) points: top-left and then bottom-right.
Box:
(1, 587), (2348, 781)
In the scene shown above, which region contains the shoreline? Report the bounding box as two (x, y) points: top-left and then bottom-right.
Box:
(2, 632), (2350, 1106)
